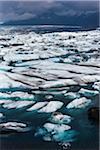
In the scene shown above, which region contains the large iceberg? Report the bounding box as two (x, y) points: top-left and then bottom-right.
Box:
(66, 97), (91, 109)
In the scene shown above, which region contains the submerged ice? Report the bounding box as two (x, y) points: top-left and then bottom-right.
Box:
(34, 122), (77, 142)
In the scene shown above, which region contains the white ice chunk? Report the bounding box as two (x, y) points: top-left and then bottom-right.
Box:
(39, 101), (63, 113)
(11, 92), (34, 100)
(79, 88), (99, 97)
(40, 79), (77, 89)
(35, 123), (76, 142)
(0, 122), (29, 132)
(0, 100), (12, 105)
(43, 123), (71, 133)
(3, 101), (35, 109)
(27, 102), (48, 111)
(64, 92), (78, 100)
(0, 73), (26, 89)
(76, 75), (100, 85)
(0, 92), (34, 100)
(50, 112), (72, 124)
(66, 97), (91, 109)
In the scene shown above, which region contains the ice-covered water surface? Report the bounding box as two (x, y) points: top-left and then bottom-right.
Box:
(0, 26), (99, 150)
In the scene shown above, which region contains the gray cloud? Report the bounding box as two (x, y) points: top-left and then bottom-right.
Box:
(55, 9), (97, 17)
(0, 1), (99, 23)
(0, 1), (56, 22)
(0, 12), (36, 22)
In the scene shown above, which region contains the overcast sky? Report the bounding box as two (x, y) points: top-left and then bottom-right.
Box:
(0, 0), (99, 24)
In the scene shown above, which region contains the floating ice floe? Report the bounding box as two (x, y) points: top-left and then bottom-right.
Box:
(0, 122), (29, 134)
(4, 52), (39, 62)
(66, 97), (91, 109)
(79, 88), (99, 97)
(75, 75), (100, 85)
(43, 123), (71, 133)
(0, 91), (34, 100)
(3, 100), (35, 109)
(40, 79), (77, 89)
(0, 100), (12, 105)
(10, 92), (34, 100)
(35, 122), (77, 142)
(37, 62), (100, 76)
(64, 92), (78, 100)
(27, 102), (48, 111)
(27, 101), (63, 113)
(0, 73), (27, 89)
(79, 58), (100, 68)
(38, 101), (63, 113)
(7, 72), (41, 89)
(49, 112), (72, 124)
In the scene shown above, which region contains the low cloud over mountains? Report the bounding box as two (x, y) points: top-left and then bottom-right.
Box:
(0, 1), (99, 29)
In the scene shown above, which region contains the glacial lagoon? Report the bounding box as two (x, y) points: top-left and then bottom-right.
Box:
(0, 26), (99, 150)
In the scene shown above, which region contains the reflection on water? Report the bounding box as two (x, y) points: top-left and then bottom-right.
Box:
(0, 26), (99, 150)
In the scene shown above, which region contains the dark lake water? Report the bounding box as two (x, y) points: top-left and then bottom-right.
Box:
(0, 26), (99, 150)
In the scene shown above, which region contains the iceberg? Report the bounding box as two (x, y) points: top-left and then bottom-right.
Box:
(0, 122), (29, 134)
(64, 92), (78, 100)
(3, 100), (35, 109)
(38, 101), (63, 113)
(0, 73), (28, 90)
(76, 75), (100, 85)
(43, 123), (71, 133)
(66, 97), (91, 109)
(0, 100), (12, 105)
(49, 112), (72, 124)
(0, 91), (34, 100)
(27, 102), (48, 111)
(40, 79), (78, 89)
(35, 122), (77, 142)
(10, 92), (34, 100)
(79, 88), (99, 97)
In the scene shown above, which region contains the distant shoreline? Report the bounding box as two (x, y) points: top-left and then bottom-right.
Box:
(0, 25), (98, 32)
